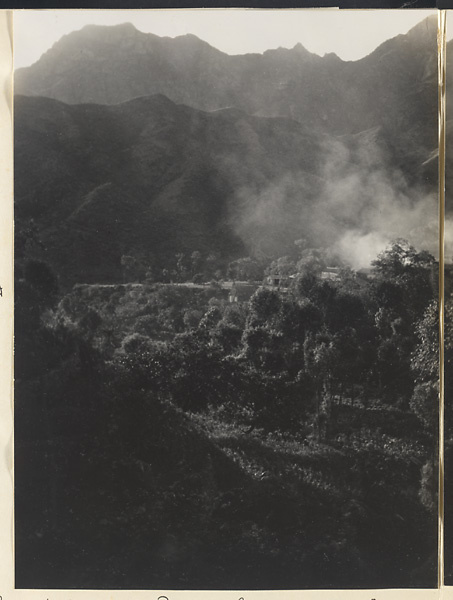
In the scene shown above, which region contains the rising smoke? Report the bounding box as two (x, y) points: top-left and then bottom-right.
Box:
(232, 127), (440, 269)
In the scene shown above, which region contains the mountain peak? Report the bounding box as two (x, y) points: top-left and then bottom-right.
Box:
(176, 32), (201, 41)
(263, 42), (315, 60)
(406, 14), (438, 37)
(292, 42), (309, 53)
(50, 21), (145, 53)
(75, 21), (142, 39)
(170, 32), (225, 55)
(360, 14), (437, 64)
(322, 51), (341, 61)
(83, 21), (137, 32)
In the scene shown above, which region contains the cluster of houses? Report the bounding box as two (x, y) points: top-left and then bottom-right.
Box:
(225, 267), (344, 303)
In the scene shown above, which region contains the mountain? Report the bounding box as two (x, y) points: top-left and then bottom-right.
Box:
(15, 18), (437, 144)
(15, 18), (440, 286)
(15, 91), (437, 287)
(14, 94), (322, 285)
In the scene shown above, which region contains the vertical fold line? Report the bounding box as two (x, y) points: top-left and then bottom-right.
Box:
(10, 8), (14, 590)
(438, 8), (446, 592)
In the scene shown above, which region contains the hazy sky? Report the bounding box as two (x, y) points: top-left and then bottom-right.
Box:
(14, 9), (440, 69)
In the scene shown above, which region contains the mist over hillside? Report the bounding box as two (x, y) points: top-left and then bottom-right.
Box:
(14, 14), (442, 590)
(15, 92), (437, 286)
(14, 16), (441, 286)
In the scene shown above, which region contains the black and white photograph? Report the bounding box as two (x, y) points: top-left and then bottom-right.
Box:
(13, 8), (442, 591)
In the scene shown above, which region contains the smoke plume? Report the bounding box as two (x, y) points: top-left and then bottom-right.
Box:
(232, 127), (440, 268)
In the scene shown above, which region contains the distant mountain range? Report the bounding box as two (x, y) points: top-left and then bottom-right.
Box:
(15, 17), (442, 286)
(16, 19), (438, 142)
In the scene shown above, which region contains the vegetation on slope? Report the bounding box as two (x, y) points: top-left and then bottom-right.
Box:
(15, 240), (440, 589)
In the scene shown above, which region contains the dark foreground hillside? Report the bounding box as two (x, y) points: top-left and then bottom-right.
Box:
(15, 241), (439, 589)
(13, 13), (444, 590)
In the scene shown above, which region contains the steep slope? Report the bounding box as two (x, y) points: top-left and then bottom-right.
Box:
(15, 17), (437, 146)
(15, 93), (438, 288)
(15, 24), (233, 109)
(15, 94), (324, 286)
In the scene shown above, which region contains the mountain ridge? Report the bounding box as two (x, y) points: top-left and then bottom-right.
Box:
(15, 91), (438, 287)
(15, 16), (437, 141)
(14, 17), (440, 286)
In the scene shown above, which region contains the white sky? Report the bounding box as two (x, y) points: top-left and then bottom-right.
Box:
(13, 8), (442, 69)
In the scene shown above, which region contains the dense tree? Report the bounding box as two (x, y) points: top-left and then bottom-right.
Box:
(410, 301), (439, 429)
(372, 239), (435, 322)
(267, 256), (296, 278)
(247, 288), (281, 328)
(227, 257), (264, 282)
(15, 240), (439, 589)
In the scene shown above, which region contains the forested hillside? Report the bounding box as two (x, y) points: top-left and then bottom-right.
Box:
(15, 239), (441, 588)
(14, 15), (441, 590)
(15, 92), (438, 289)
